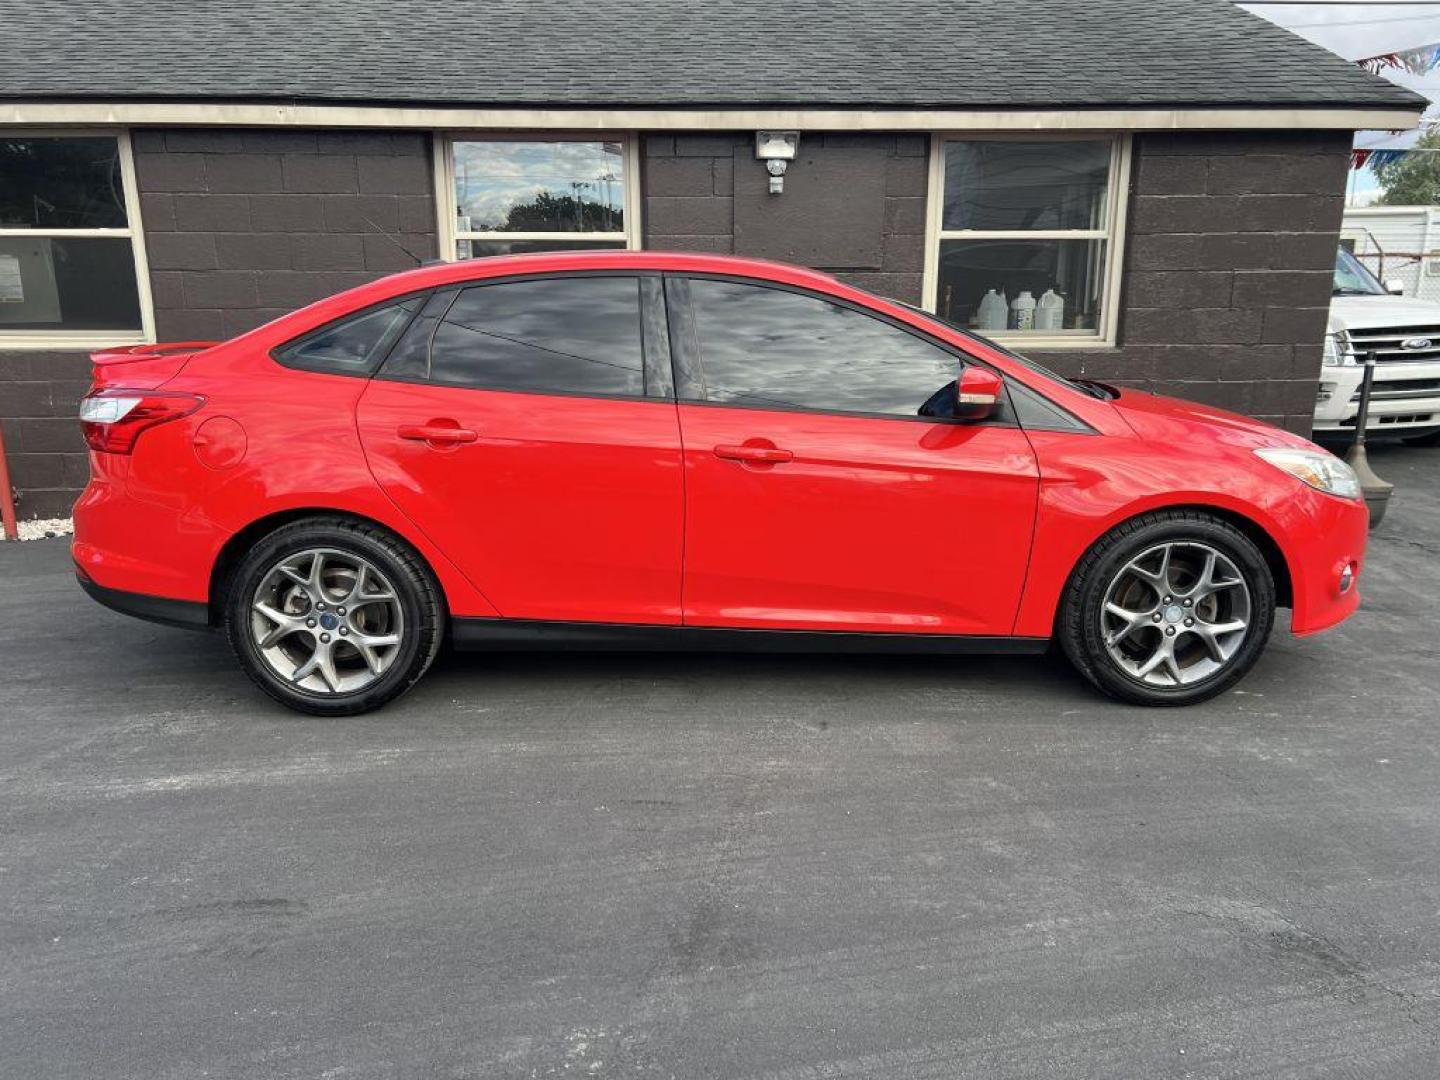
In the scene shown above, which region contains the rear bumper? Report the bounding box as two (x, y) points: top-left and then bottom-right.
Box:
(76, 569), (211, 631)
(71, 465), (217, 603)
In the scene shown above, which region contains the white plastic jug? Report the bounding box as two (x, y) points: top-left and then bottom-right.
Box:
(1036, 289), (1064, 331)
(1010, 290), (1036, 332)
(977, 289), (1008, 331)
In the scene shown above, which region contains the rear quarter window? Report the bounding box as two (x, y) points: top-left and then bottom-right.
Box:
(273, 296), (424, 376)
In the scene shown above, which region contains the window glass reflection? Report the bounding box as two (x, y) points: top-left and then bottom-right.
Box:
(0, 137), (127, 229)
(0, 236), (140, 331)
(936, 239), (1105, 334)
(387, 276), (645, 397)
(453, 141), (626, 234)
(278, 298), (420, 375)
(943, 141), (1110, 232)
(687, 280), (958, 417)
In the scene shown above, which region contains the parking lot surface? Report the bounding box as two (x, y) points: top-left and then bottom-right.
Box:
(2, 444), (1438, 1079)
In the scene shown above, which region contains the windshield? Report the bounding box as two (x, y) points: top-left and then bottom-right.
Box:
(1334, 249), (1387, 296)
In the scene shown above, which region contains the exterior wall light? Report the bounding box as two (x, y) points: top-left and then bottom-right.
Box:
(756, 131), (799, 194)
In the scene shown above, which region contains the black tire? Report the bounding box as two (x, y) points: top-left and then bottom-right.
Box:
(1401, 429), (1440, 447)
(224, 516), (444, 716)
(1058, 510), (1276, 706)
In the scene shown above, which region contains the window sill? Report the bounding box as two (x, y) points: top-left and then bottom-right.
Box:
(984, 335), (1117, 351)
(0, 332), (150, 352)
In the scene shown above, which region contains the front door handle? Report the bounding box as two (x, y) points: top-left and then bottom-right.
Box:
(714, 442), (793, 465)
(397, 421), (478, 445)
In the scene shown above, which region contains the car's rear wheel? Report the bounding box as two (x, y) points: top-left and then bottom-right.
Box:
(1059, 510), (1276, 706)
(225, 518), (443, 715)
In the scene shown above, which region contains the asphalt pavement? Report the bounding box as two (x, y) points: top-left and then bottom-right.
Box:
(2, 443), (1438, 1079)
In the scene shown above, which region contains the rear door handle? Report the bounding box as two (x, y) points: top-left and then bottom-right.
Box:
(713, 443), (793, 464)
(397, 422), (478, 445)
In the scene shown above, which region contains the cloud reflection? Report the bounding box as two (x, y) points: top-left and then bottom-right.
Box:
(453, 141), (626, 232)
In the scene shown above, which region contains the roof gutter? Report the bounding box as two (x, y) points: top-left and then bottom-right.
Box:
(0, 101), (1423, 132)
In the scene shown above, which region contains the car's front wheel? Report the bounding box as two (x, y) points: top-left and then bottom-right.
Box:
(1059, 510), (1276, 706)
(225, 517), (443, 715)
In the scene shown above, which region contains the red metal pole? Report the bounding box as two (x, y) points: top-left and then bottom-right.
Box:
(0, 421), (18, 541)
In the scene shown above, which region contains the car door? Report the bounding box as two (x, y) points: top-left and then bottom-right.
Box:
(668, 276), (1040, 636)
(355, 273), (684, 624)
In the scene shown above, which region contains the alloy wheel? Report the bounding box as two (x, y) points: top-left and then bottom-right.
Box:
(1099, 541), (1252, 688)
(249, 547), (405, 694)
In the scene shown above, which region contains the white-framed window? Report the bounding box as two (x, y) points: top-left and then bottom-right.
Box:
(924, 134), (1131, 347)
(0, 129), (154, 348)
(434, 136), (640, 260)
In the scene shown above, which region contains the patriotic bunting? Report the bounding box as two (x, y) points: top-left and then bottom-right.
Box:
(1350, 44), (1440, 169)
(1359, 42), (1440, 77)
(1351, 148), (1411, 171)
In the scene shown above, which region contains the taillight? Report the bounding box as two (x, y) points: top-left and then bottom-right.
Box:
(79, 389), (204, 454)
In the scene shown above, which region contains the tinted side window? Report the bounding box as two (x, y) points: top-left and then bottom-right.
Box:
(685, 280), (958, 417)
(274, 297), (422, 375)
(383, 276), (646, 397)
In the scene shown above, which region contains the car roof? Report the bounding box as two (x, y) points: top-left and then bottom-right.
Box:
(229, 248), (863, 358)
(371, 249), (844, 297)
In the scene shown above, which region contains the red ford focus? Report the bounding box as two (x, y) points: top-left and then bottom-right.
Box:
(73, 252), (1366, 715)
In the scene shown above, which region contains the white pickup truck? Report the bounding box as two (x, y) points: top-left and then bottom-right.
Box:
(1315, 249), (1440, 446)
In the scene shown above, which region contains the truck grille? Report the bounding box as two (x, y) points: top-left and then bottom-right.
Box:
(1350, 377), (1440, 401)
(1347, 327), (1440, 364)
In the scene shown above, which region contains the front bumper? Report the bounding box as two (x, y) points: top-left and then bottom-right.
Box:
(1284, 488), (1368, 636)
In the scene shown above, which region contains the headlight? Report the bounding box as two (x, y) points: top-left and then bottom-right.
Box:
(1322, 332), (1340, 367)
(1255, 447), (1361, 500)
(1324, 329), (1347, 368)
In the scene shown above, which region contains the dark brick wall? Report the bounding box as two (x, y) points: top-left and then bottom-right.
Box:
(0, 351), (93, 519)
(642, 132), (927, 303)
(134, 129), (438, 340)
(1031, 131), (1350, 434)
(0, 128), (439, 519)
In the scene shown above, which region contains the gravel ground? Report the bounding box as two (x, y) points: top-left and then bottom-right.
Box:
(15, 521), (72, 544)
(13, 517), (73, 542)
(1, 443), (1437, 1079)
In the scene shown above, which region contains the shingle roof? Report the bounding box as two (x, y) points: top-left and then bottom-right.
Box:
(0, 0), (1422, 111)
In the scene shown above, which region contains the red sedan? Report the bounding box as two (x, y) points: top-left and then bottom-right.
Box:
(74, 252), (1366, 714)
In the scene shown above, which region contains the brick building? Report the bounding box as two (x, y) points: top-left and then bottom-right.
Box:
(0, 0), (1422, 518)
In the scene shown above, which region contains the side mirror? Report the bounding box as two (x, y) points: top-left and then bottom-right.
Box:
(954, 366), (1004, 421)
(1386, 279), (1406, 296)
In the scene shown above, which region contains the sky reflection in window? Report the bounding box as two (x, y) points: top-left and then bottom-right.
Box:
(454, 141), (626, 233)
